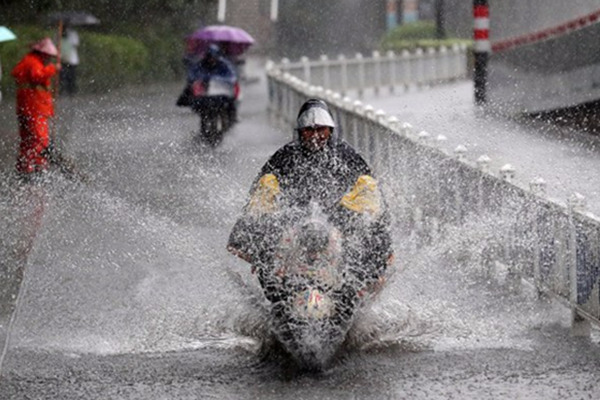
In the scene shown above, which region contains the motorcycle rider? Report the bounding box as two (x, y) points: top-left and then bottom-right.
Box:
(177, 44), (238, 123)
(228, 99), (393, 302)
(188, 43), (236, 85)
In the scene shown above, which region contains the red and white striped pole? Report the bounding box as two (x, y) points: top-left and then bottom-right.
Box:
(473, 0), (490, 105)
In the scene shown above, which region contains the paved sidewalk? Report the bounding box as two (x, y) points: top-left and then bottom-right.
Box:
(360, 80), (600, 217)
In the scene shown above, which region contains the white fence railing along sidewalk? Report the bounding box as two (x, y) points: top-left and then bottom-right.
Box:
(278, 45), (468, 98)
(267, 49), (600, 335)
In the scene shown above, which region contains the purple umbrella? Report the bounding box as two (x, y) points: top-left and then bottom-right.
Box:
(188, 25), (255, 57)
(191, 25), (254, 44)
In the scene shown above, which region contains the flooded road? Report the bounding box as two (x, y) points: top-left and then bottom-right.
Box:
(0, 59), (599, 399)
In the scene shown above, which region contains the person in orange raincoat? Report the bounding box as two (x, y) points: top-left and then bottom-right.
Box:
(11, 37), (61, 175)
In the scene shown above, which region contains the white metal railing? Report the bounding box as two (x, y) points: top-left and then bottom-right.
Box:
(278, 44), (469, 98)
(266, 54), (600, 334)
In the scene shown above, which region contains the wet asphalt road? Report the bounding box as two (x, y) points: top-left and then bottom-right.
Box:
(0, 59), (599, 399)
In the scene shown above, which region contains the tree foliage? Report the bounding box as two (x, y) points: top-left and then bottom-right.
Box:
(0, 0), (218, 93)
(0, 0), (216, 28)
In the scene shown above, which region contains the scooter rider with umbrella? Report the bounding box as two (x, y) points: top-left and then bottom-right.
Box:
(178, 44), (239, 123)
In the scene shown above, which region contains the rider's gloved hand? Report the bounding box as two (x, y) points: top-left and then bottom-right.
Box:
(339, 175), (382, 216)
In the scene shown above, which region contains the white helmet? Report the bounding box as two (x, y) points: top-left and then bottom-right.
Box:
(296, 99), (335, 131)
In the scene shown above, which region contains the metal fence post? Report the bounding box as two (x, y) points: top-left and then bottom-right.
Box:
(351, 100), (364, 149)
(452, 145), (467, 225)
(439, 45), (449, 82)
(476, 154), (490, 213)
(338, 54), (348, 96)
(529, 177), (547, 295)
(373, 50), (381, 96)
(320, 54), (330, 89)
(281, 57), (290, 74)
(414, 48), (424, 88)
(301, 56), (311, 83)
(387, 50), (396, 94)
(356, 53), (365, 98)
(426, 47), (436, 84)
(363, 105), (375, 164)
(373, 109), (387, 173)
(401, 49), (411, 91)
(451, 43), (462, 80)
(499, 164), (519, 289)
(568, 193), (592, 336)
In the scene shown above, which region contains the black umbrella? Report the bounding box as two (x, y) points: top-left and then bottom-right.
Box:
(48, 11), (100, 26)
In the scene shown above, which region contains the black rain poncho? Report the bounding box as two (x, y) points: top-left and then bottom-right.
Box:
(227, 100), (393, 289)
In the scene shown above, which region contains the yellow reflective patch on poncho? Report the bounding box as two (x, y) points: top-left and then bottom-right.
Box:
(247, 173), (280, 214)
(340, 175), (381, 215)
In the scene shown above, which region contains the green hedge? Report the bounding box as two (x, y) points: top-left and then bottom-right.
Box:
(381, 38), (472, 53)
(77, 32), (149, 92)
(0, 24), (184, 95)
(384, 20), (439, 42)
(380, 20), (472, 53)
(116, 24), (185, 83)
